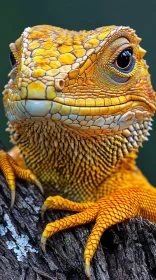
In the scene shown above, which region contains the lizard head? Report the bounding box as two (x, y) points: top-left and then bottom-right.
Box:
(3, 25), (156, 147)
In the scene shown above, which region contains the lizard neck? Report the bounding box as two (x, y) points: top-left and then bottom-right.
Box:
(8, 118), (152, 201)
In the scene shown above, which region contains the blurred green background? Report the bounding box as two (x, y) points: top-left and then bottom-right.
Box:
(0, 0), (156, 184)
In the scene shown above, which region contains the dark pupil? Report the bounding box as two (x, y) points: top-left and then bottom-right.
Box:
(9, 51), (17, 67)
(117, 47), (133, 69)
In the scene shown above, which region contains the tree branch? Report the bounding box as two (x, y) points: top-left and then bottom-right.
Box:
(0, 171), (156, 280)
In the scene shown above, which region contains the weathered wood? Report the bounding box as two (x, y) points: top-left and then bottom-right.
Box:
(0, 171), (156, 280)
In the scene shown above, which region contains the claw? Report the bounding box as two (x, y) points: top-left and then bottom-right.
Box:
(10, 190), (15, 208)
(85, 264), (91, 278)
(41, 235), (47, 252)
(41, 204), (47, 219)
(33, 177), (44, 194)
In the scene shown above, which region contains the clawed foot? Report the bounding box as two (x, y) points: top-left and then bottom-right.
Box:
(41, 191), (138, 277)
(0, 149), (43, 207)
(41, 196), (98, 277)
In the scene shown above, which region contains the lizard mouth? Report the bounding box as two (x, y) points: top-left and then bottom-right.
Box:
(20, 93), (155, 111)
(5, 94), (155, 134)
(3, 74), (155, 133)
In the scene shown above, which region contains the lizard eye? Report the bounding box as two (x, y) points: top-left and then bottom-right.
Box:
(9, 51), (17, 68)
(114, 47), (135, 72)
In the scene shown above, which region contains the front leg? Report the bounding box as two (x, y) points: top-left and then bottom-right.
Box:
(0, 141), (43, 207)
(41, 180), (156, 277)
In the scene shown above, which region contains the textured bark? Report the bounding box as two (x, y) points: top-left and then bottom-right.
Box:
(0, 171), (156, 280)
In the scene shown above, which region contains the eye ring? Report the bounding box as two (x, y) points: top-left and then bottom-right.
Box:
(113, 47), (135, 73)
(9, 51), (17, 68)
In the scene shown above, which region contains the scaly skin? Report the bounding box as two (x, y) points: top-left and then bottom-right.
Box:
(1, 25), (156, 277)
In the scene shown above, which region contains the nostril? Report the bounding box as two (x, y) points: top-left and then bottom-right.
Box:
(54, 79), (65, 91)
(59, 80), (64, 88)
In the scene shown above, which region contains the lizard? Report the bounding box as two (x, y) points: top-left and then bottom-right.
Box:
(0, 24), (156, 277)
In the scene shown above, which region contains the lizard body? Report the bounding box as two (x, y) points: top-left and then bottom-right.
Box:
(1, 25), (156, 277)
